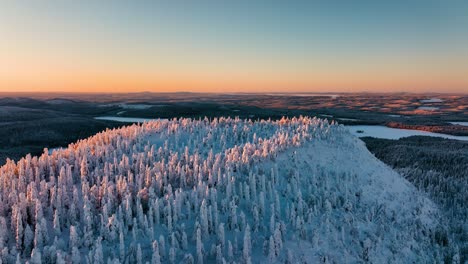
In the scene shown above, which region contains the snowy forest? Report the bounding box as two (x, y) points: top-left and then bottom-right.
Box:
(363, 136), (468, 262)
(0, 117), (458, 263)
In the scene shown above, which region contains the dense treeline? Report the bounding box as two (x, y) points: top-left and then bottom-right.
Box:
(0, 117), (121, 166)
(0, 98), (125, 166)
(386, 122), (468, 136)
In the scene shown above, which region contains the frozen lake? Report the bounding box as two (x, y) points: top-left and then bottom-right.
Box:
(450, 122), (468, 126)
(417, 106), (439, 111)
(94, 116), (468, 141)
(95, 116), (168, 123)
(347, 125), (468, 141)
(420, 98), (444, 103)
(336, 117), (359, 121)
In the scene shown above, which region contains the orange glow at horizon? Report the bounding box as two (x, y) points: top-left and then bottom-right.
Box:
(1, 74), (467, 94)
(1, 2), (468, 94)
(1, 58), (467, 93)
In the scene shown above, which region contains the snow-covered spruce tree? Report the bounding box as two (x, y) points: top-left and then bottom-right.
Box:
(268, 236), (276, 262)
(196, 227), (203, 264)
(94, 237), (104, 264)
(243, 224), (251, 262)
(0, 117), (447, 262)
(151, 240), (161, 264)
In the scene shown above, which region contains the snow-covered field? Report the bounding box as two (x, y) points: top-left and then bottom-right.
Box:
(348, 125), (468, 141)
(0, 117), (448, 263)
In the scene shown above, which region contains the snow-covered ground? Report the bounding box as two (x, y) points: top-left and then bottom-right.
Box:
(0, 117), (448, 263)
(348, 125), (468, 141)
(266, 134), (441, 263)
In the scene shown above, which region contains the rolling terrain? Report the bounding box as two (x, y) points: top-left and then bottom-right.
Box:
(1, 92), (467, 166)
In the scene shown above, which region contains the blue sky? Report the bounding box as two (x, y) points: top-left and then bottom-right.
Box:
(0, 0), (467, 93)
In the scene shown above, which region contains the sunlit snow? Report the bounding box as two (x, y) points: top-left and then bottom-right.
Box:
(0, 117), (445, 263)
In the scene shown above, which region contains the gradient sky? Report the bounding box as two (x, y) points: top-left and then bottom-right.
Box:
(0, 0), (467, 93)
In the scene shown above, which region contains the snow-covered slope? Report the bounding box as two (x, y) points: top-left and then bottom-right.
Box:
(274, 134), (440, 263)
(0, 117), (443, 263)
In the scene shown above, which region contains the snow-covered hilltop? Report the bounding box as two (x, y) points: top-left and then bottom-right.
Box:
(0, 117), (444, 263)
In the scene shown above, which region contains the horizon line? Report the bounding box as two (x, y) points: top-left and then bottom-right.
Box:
(0, 91), (467, 96)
